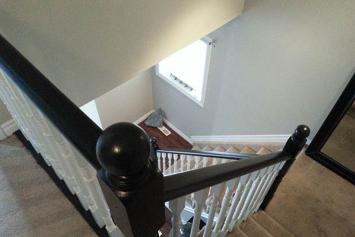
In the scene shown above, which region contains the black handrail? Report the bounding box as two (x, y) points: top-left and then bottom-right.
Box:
(0, 34), (102, 169)
(163, 125), (310, 202)
(163, 151), (287, 201)
(156, 148), (257, 160)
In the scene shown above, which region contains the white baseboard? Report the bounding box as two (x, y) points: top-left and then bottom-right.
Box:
(134, 110), (155, 124)
(134, 110), (193, 145)
(163, 119), (193, 145)
(0, 119), (19, 140)
(191, 134), (290, 145)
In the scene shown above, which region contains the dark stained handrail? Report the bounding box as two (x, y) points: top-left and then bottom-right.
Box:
(163, 151), (288, 201)
(156, 148), (257, 160)
(163, 125), (310, 202)
(0, 34), (102, 170)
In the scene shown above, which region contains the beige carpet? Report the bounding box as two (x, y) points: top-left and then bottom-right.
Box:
(229, 153), (355, 237)
(0, 135), (96, 237)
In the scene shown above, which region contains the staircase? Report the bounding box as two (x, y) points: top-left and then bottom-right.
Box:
(229, 211), (294, 237)
(191, 143), (295, 237)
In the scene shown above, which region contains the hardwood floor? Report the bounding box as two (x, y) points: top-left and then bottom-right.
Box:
(138, 121), (192, 150)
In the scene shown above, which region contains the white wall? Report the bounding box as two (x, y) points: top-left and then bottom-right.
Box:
(0, 101), (11, 125)
(153, 0), (355, 139)
(95, 69), (154, 129)
(0, 0), (244, 106)
(80, 100), (103, 129)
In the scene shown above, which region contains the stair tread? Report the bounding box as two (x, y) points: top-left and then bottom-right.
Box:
(239, 217), (273, 237)
(240, 146), (256, 154)
(252, 211), (294, 237)
(227, 227), (248, 237)
(256, 147), (272, 155)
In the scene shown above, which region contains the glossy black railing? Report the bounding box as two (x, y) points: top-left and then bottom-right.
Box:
(0, 35), (102, 169)
(162, 125), (309, 201)
(156, 148), (257, 160)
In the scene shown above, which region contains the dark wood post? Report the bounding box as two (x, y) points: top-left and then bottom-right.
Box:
(96, 122), (165, 237)
(260, 124), (310, 210)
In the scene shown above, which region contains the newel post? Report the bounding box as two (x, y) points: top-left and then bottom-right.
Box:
(96, 122), (165, 237)
(260, 125), (310, 210)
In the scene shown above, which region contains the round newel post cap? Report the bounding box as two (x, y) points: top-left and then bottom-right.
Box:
(294, 124), (310, 140)
(96, 122), (151, 178)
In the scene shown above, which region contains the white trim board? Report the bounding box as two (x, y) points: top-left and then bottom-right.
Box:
(134, 110), (193, 145)
(134, 110), (155, 125)
(163, 119), (193, 145)
(190, 134), (290, 145)
(0, 119), (19, 140)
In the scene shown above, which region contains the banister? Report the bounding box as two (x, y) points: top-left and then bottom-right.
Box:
(156, 148), (257, 160)
(163, 151), (288, 201)
(0, 34), (102, 170)
(163, 125), (310, 202)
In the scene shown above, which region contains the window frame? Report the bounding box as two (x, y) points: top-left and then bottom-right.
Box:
(155, 37), (213, 107)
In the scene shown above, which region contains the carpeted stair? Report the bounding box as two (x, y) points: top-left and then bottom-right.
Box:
(192, 142), (355, 237)
(0, 135), (96, 237)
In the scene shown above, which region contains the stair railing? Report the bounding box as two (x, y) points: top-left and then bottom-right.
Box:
(0, 34), (310, 237)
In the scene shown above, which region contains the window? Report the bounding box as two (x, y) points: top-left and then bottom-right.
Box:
(156, 38), (213, 107)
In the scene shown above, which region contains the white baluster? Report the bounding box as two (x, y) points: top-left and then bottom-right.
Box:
(203, 182), (226, 237)
(222, 175), (247, 233)
(187, 155), (193, 171)
(213, 178), (238, 236)
(202, 156), (209, 168)
(241, 168), (268, 220)
(167, 153), (173, 172)
(162, 153), (167, 173)
(173, 153), (179, 173)
(249, 165), (275, 213)
(236, 170), (261, 222)
(230, 173), (253, 227)
(169, 197), (186, 237)
(194, 155), (201, 169)
(180, 155), (186, 172)
(190, 188), (209, 237)
(157, 152), (162, 171)
(252, 162), (285, 212)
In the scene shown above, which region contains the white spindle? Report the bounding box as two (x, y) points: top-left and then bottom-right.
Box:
(194, 155), (201, 170)
(169, 197), (186, 237)
(222, 174), (248, 233)
(162, 152), (167, 173)
(252, 162), (285, 212)
(173, 153), (179, 173)
(241, 168), (268, 220)
(213, 177), (238, 236)
(203, 180), (228, 237)
(248, 165), (275, 213)
(157, 152), (162, 170)
(236, 170), (262, 222)
(180, 154), (186, 172)
(190, 188), (209, 237)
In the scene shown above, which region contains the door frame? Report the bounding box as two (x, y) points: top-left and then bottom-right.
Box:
(306, 73), (355, 184)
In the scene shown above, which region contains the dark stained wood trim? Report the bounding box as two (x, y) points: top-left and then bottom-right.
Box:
(0, 34), (102, 170)
(306, 73), (355, 184)
(139, 121), (192, 149)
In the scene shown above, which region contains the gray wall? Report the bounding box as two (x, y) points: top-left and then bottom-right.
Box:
(0, 101), (11, 125)
(153, 0), (355, 138)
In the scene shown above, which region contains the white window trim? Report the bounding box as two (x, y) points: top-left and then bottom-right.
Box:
(155, 37), (213, 107)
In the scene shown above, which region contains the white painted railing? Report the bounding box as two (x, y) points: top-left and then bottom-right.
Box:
(157, 151), (285, 237)
(0, 69), (123, 237)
